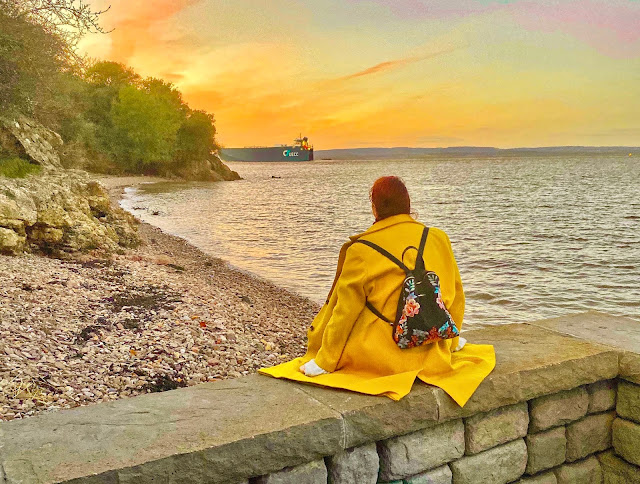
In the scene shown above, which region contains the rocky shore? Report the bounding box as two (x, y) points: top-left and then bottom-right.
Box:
(0, 178), (320, 421)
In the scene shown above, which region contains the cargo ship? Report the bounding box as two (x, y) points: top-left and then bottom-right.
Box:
(218, 135), (313, 162)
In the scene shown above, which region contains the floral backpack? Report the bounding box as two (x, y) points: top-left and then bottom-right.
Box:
(354, 227), (459, 349)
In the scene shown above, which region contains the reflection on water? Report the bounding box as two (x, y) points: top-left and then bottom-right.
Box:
(121, 155), (640, 326)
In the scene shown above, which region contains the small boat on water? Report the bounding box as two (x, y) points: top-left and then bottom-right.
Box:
(218, 135), (314, 162)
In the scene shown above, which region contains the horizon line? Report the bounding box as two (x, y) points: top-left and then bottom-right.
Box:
(315, 145), (640, 151)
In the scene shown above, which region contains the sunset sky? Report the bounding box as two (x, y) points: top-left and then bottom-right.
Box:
(79, 0), (640, 149)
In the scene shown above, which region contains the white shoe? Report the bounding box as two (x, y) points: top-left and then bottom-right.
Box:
(453, 337), (467, 352)
(299, 359), (328, 376)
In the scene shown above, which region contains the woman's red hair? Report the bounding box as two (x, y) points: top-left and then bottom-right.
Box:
(370, 176), (411, 222)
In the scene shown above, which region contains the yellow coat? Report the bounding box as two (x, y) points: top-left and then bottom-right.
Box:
(260, 214), (495, 406)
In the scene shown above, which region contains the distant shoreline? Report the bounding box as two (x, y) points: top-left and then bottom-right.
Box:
(315, 146), (638, 160)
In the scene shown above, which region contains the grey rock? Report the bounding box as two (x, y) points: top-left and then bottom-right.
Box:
(326, 443), (378, 484)
(597, 450), (640, 484)
(587, 380), (617, 414)
(464, 402), (529, 454)
(0, 116), (62, 170)
(377, 419), (464, 481)
(529, 387), (589, 432)
(565, 412), (614, 462)
(0, 227), (25, 254)
(449, 439), (527, 484)
(0, 171), (139, 254)
(554, 456), (602, 484)
(612, 417), (640, 466)
(168, 153), (241, 182)
(405, 464), (452, 484)
(621, 354), (640, 385)
(616, 380), (640, 424)
(526, 426), (567, 475)
(516, 471), (557, 484)
(255, 460), (327, 484)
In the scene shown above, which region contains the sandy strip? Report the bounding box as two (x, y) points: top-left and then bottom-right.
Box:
(0, 177), (320, 421)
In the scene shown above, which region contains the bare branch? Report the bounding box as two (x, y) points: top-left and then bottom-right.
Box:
(3, 0), (111, 41)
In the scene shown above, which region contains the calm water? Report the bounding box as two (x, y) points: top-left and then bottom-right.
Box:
(121, 155), (640, 327)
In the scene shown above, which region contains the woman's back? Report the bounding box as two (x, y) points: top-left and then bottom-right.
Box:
(308, 214), (465, 384)
(353, 215), (464, 331)
(260, 177), (494, 406)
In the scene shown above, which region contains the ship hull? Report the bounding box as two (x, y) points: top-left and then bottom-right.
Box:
(219, 146), (313, 162)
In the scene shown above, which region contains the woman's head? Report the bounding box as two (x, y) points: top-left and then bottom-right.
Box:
(369, 176), (411, 222)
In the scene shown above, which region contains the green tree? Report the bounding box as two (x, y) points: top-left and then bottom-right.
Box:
(85, 61), (140, 88)
(175, 110), (217, 162)
(0, 9), (67, 114)
(141, 77), (185, 113)
(109, 85), (183, 172)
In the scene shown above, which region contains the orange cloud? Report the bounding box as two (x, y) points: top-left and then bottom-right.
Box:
(100, 0), (202, 65)
(334, 46), (461, 82)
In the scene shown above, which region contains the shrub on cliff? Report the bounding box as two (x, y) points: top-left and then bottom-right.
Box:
(0, 157), (42, 178)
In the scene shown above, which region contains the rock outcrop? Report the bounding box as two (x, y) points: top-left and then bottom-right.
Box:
(0, 116), (63, 170)
(0, 171), (139, 255)
(164, 154), (241, 182)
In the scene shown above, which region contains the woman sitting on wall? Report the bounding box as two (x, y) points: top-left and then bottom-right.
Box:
(260, 176), (495, 406)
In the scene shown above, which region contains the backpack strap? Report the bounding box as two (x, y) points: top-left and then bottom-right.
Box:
(354, 229), (428, 325)
(414, 227), (430, 272)
(353, 239), (410, 274)
(354, 238), (406, 324)
(365, 301), (392, 324)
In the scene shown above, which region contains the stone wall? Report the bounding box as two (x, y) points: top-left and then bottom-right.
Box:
(258, 379), (636, 484)
(0, 312), (638, 484)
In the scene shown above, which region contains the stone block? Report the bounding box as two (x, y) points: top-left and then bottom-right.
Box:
(464, 402), (529, 454)
(612, 417), (640, 466)
(587, 380), (617, 414)
(449, 438), (527, 484)
(597, 450), (640, 484)
(255, 460), (327, 484)
(377, 419), (464, 481)
(616, 380), (640, 424)
(620, 353), (640, 385)
(404, 465), (452, 484)
(565, 412), (614, 462)
(528, 311), (640, 385)
(529, 387), (589, 432)
(516, 472), (557, 484)
(553, 456), (603, 484)
(294, 380), (442, 449)
(525, 426), (567, 475)
(326, 443), (378, 484)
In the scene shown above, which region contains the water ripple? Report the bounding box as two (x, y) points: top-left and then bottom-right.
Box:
(121, 155), (640, 326)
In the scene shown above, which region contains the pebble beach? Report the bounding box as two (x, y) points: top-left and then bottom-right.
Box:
(0, 177), (320, 421)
